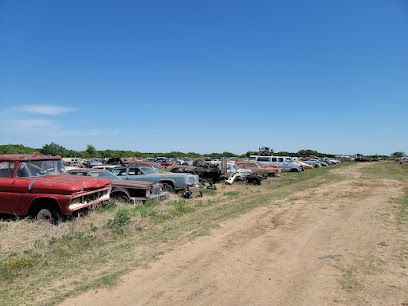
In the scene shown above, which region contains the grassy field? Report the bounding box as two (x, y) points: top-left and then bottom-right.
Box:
(1, 161), (405, 305)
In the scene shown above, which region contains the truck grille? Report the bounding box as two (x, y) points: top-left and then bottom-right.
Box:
(69, 188), (111, 211)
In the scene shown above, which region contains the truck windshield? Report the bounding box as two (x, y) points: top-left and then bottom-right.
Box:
(16, 160), (66, 177)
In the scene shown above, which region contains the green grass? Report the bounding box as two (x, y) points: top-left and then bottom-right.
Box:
(339, 267), (360, 291)
(0, 161), (355, 306)
(395, 187), (408, 226)
(361, 161), (408, 181)
(200, 188), (217, 196)
(223, 191), (240, 197)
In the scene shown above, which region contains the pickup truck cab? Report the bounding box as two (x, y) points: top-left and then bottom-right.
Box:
(0, 154), (111, 223)
(109, 165), (199, 193)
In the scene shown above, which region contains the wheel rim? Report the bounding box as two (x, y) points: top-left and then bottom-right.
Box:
(37, 209), (53, 221)
(162, 183), (173, 192)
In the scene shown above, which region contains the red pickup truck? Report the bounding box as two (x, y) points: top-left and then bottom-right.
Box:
(0, 154), (111, 223)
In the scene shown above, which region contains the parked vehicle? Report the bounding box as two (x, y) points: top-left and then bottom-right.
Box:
(227, 163), (251, 178)
(235, 161), (281, 177)
(0, 154), (111, 223)
(355, 154), (370, 162)
(68, 169), (168, 203)
(249, 155), (302, 172)
(322, 157), (339, 164)
(128, 160), (161, 170)
(84, 158), (103, 167)
(170, 161), (222, 185)
(291, 158), (314, 170)
(303, 160), (322, 168)
(62, 157), (83, 164)
(110, 165), (199, 193)
(155, 157), (175, 168)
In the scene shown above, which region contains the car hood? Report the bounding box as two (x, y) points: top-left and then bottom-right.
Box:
(152, 172), (192, 177)
(28, 175), (111, 195)
(112, 180), (153, 190)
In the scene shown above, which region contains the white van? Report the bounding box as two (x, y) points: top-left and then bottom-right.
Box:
(249, 155), (302, 172)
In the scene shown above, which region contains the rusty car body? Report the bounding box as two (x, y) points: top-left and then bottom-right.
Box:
(235, 161), (281, 177)
(0, 154), (111, 223)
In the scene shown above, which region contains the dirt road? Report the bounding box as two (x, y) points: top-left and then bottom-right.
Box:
(62, 164), (408, 306)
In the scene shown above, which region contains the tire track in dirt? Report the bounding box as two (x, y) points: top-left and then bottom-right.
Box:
(61, 163), (408, 306)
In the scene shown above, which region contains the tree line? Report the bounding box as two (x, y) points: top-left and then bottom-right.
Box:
(0, 143), (393, 159)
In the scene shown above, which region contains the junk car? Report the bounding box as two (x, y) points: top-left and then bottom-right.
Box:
(109, 165), (199, 193)
(68, 169), (168, 203)
(0, 154), (111, 223)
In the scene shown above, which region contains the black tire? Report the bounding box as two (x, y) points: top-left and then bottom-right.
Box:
(111, 193), (130, 203)
(36, 208), (61, 224)
(161, 182), (175, 193)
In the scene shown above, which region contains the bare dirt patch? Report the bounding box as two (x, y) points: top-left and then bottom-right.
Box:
(62, 163), (408, 306)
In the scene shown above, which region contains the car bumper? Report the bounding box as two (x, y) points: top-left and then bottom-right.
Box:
(129, 191), (169, 204)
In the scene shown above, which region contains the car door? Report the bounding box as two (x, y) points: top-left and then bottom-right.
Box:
(111, 167), (128, 179)
(0, 161), (19, 214)
(126, 167), (147, 181)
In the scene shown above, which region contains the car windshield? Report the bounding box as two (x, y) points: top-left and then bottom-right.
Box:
(90, 170), (120, 181)
(17, 160), (66, 177)
(140, 166), (156, 174)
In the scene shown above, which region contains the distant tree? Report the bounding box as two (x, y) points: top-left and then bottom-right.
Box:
(275, 151), (290, 156)
(245, 151), (258, 157)
(297, 149), (321, 157)
(0, 144), (36, 154)
(86, 145), (97, 157)
(40, 142), (67, 156)
(222, 151), (237, 158)
(391, 152), (405, 158)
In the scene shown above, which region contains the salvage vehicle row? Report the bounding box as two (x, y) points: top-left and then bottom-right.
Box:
(0, 153), (341, 223)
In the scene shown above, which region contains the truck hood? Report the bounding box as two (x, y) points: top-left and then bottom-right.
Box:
(28, 175), (111, 195)
(112, 180), (153, 190)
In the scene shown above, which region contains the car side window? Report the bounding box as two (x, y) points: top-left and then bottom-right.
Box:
(272, 158), (277, 162)
(128, 168), (142, 176)
(257, 157), (270, 162)
(278, 158), (284, 162)
(113, 168), (127, 176)
(0, 162), (15, 178)
(16, 163), (30, 178)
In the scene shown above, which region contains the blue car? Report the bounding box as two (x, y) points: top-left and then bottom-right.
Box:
(110, 165), (199, 193)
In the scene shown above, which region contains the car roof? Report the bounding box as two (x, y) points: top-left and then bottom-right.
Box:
(0, 154), (61, 161)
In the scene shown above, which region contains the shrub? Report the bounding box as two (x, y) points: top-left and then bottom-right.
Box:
(105, 209), (132, 234)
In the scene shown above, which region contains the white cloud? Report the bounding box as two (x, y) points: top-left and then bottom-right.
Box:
(13, 104), (77, 115)
(8, 119), (56, 128)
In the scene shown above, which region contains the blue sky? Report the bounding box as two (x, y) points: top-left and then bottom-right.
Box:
(0, 0), (407, 155)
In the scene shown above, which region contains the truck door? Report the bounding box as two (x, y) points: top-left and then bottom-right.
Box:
(0, 161), (18, 214)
